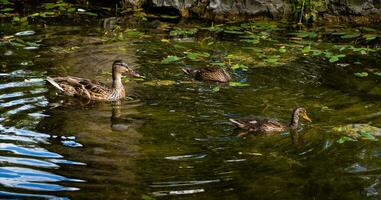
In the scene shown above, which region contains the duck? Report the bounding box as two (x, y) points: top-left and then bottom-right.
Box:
(229, 107), (312, 134)
(46, 60), (140, 102)
(182, 67), (231, 83)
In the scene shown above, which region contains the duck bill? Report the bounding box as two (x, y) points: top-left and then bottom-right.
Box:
(125, 69), (142, 78)
(303, 114), (312, 122)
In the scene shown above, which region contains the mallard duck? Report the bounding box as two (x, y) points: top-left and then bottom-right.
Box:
(229, 107), (312, 134)
(182, 67), (231, 83)
(46, 60), (140, 101)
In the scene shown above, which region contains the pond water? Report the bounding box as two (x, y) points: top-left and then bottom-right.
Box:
(0, 18), (381, 199)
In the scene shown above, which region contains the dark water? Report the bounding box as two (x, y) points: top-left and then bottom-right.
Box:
(0, 20), (381, 199)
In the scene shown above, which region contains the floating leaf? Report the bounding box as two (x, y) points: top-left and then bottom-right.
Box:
(169, 27), (198, 37)
(363, 34), (377, 41)
(240, 39), (260, 44)
(143, 80), (176, 86)
(291, 31), (317, 39)
(212, 86), (220, 93)
(84, 12), (98, 16)
(210, 62), (225, 67)
(354, 72), (368, 78)
(229, 82), (250, 87)
(142, 194), (156, 200)
(231, 64), (248, 71)
(373, 72), (381, 76)
(161, 55), (180, 64)
(161, 39), (170, 43)
(302, 45), (311, 53)
(43, 3), (58, 9)
(0, 7), (13, 12)
(340, 32), (361, 39)
(185, 52), (210, 61)
(125, 30), (144, 37)
(160, 15), (179, 19)
(264, 55), (279, 64)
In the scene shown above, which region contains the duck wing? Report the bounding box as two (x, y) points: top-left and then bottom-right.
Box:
(230, 117), (287, 133)
(47, 76), (112, 100)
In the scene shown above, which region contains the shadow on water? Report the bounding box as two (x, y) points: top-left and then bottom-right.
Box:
(0, 18), (381, 199)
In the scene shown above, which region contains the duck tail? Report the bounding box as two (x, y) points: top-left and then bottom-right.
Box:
(46, 77), (64, 92)
(181, 67), (197, 75)
(229, 119), (244, 127)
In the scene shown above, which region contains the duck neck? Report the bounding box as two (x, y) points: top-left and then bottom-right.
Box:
(112, 72), (124, 89)
(110, 72), (125, 100)
(288, 112), (299, 130)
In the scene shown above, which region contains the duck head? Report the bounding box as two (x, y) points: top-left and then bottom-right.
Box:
(112, 60), (141, 78)
(294, 107), (312, 122)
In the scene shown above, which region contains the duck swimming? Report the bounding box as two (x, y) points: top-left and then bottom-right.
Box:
(46, 60), (140, 102)
(229, 107), (312, 134)
(182, 67), (231, 83)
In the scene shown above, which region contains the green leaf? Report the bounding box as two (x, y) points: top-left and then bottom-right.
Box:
(340, 33), (361, 39)
(161, 55), (180, 64)
(185, 52), (210, 61)
(125, 30), (144, 37)
(359, 131), (377, 141)
(67, 7), (76, 12)
(354, 72), (368, 78)
(160, 14), (179, 19)
(337, 136), (357, 144)
(210, 62), (225, 67)
(311, 50), (322, 56)
(12, 16), (20, 22)
(84, 12), (98, 16)
(373, 72), (381, 76)
(142, 194), (155, 200)
(264, 55), (279, 64)
(329, 56), (339, 63)
(240, 39), (260, 44)
(224, 30), (244, 34)
(212, 86), (220, 93)
(302, 45), (311, 53)
(363, 34), (377, 41)
(43, 3), (58, 9)
(229, 82), (250, 87)
(0, 7), (13, 12)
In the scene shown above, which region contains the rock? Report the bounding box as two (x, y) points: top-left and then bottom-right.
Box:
(120, 0), (381, 22)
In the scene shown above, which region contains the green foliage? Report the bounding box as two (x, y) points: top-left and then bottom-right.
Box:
(333, 124), (381, 144)
(289, 0), (326, 24)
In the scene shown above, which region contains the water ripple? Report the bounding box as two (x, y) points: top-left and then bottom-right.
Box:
(151, 179), (220, 188)
(0, 156), (59, 168)
(0, 167), (83, 191)
(0, 191), (68, 200)
(0, 143), (62, 158)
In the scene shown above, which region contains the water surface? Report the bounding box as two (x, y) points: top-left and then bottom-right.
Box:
(0, 19), (380, 199)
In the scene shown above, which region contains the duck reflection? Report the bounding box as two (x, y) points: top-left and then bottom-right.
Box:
(36, 99), (145, 199)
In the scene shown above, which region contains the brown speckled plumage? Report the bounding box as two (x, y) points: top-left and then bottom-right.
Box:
(182, 67), (231, 83)
(47, 60), (139, 102)
(229, 107), (312, 134)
